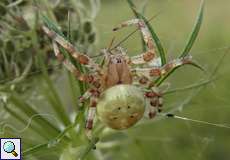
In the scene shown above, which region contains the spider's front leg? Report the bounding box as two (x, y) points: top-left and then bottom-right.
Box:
(113, 18), (156, 64)
(52, 41), (98, 84)
(132, 55), (193, 78)
(43, 26), (101, 73)
(52, 41), (102, 139)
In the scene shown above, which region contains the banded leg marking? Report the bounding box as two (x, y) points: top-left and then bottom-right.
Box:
(53, 42), (97, 84)
(132, 56), (193, 77)
(78, 88), (100, 104)
(113, 19), (156, 63)
(85, 97), (99, 139)
(43, 26), (101, 72)
(145, 90), (163, 118)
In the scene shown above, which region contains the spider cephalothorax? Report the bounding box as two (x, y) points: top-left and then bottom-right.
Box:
(101, 48), (132, 89)
(43, 18), (193, 138)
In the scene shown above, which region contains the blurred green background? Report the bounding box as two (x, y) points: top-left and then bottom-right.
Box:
(94, 1), (230, 160)
(1, 0), (230, 160)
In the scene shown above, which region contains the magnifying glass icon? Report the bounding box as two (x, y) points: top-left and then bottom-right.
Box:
(3, 141), (18, 157)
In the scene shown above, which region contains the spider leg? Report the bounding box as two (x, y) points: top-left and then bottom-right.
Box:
(132, 55), (193, 77)
(134, 75), (164, 117)
(85, 95), (100, 139)
(43, 26), (101, 73)
(145, 89), (163, 118)
(113, 19), (156, 64)
(52, 41), (97, 84)
(78, 89), (92, 104)
(78, 88), (100, 104)
(53, 41), (101, 139)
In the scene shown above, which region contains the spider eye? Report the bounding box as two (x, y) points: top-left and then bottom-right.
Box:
(116, 58), (122, 63)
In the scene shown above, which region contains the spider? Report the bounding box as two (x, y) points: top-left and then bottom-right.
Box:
(43, 18), (193, 138)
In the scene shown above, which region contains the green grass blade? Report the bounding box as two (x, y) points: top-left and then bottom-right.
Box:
(41, 14), (65, 38)
(152, 0), (205, 86)
(189, 62), (205, 72)
(67, 71), (79, 111)
(8, 95), (62, 138)
(180, 0), (205, 58)
(139, 14), (166, 65)
(23, 142), (48, 156)
(79, 137), (99, 160)
(42, 14), (71, 61)
(126, 0), (166, 65)
(163, 77), (216, 95)
(41, 67), (71, 127)
(155, 62), (204, 86)
(126, 0), (136, 9)
(22, 141), (64, 157)
(2, 102), (49, 139)
(23, 112), (84, 156)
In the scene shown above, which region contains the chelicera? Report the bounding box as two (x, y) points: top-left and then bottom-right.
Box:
(43, 18), (193, 138)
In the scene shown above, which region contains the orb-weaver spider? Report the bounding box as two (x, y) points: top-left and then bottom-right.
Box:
(43, 18), (193, 138)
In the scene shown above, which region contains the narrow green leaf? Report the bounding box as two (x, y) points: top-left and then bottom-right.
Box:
(139, 14), (166, 65)
(164, 78), (216, 95)
(67, 71), (79, 111)
(3, 102), (49, 140)
(151, 0), (205, 86)
(41, 14), (65, 38)
(126, 0), (136, 9)
(180, 0), (205, 58)
(67, 11), (71, 42)
(40, 66), (71, 126)
(22, 116), (82, 156)
(79, 137), (99, 160)
(8, 95), (62, 138)
(189, 62), (205, 72)
(126, 0), (166, 65)
(23, 142), (48, 156)
(155, 62), (204, 86)
(23, 140), (64, 157)
(42, 14), (71, 62)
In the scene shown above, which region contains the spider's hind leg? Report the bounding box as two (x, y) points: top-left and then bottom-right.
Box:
(85, 96), (99, 139)
(145, 88), (163, 119)
(135, 76), (163, 118)
(78, 88), (100, 104)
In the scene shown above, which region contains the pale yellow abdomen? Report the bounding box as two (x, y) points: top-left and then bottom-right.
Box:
(97, 85), (145, 130)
